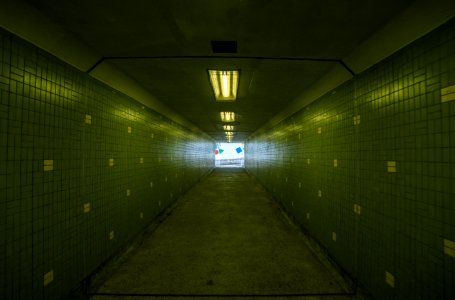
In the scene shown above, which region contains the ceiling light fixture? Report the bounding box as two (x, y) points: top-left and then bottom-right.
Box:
(226, 136), (233, 143)
(209, 70), (239, 101)
(223, 125), (234, 131)
(220, 112), (235, 122)
(225, 132), (234, 137)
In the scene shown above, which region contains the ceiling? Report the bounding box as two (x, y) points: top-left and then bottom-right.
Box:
(26, 0), (415, 142)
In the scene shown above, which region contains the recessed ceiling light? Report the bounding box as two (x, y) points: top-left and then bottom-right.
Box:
(226, 136), (233, 142)
(225, 132), (234, 137)
(209, 70), (239, 101)
(220, 112), (235, 122)
(223, 125), (234, 131)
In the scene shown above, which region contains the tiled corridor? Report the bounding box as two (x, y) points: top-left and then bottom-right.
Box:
(1, 2), (454, 299)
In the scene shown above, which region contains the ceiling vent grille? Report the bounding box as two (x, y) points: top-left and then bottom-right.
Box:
(211, 40), (237, 53)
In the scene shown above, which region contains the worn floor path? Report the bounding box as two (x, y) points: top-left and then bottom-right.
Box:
(90, 168), (356, 300)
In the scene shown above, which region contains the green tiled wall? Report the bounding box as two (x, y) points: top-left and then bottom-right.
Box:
(245, 19), (455, 299)
(0, 28), (214, 300)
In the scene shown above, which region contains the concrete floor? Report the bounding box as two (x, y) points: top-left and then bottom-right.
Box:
(89, 168), (359, 300)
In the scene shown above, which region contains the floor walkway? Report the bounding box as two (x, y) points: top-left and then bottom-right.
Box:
(89, 168), (356, 300)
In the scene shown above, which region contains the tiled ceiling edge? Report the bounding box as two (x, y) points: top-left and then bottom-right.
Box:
(0, 0), (98, 73)
(249, 0), (455, 139)
(344, 0), (455, 74)
(89, 62), (210, 138)
(0, 0), (207, 137)
(251, 63), (352, 138)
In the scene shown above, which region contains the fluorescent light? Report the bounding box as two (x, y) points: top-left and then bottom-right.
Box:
(232, 71), (238, 99)
(209, 72), (220, 98)
(220, 112), (235, 122)
(225, 131), (234, 142)
(208, 70), (239, 101)
(221, 72), (230, 98)
(223, 125), (234, 131)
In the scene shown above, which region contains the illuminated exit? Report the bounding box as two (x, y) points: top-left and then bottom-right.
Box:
(214, 143), (244, 168)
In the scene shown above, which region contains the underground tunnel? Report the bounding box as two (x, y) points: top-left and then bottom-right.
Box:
(1, 1), (455, 299)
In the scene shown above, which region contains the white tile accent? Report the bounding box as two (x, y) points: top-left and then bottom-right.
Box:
(83, 203), (91, 213)
(441, 85), (455, 102)
(353, 204), (362, 215)
(387, 161), (397, 173)
(43, 160), (53, 171)
(85, 114), (92, 124)
(444, 239), (455, 257)
(44, 270), (54, 286)
(353, 115), (361, 125)
(385, 271), (395, 287)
